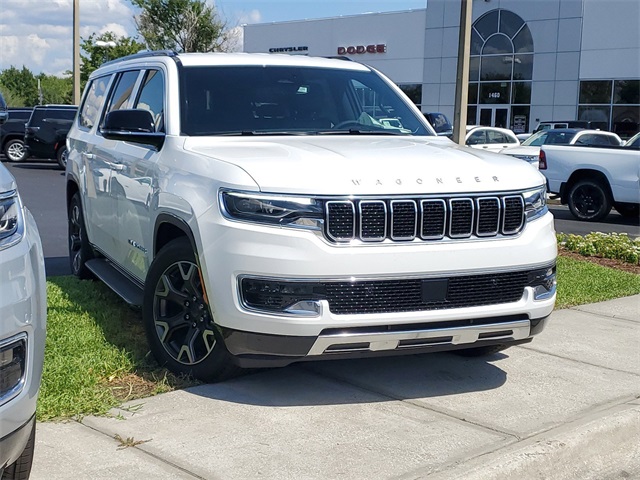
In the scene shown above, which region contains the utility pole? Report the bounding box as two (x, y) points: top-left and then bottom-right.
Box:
(452, 0), (472, 145)
(73, 0), (80, 105)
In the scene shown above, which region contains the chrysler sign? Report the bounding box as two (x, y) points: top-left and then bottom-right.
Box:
(337, 44), (387, 55)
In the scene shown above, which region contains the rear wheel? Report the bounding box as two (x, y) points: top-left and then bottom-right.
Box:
(1, 422), (35, 480)
(4, 139), (27, 162)
(567, 179), (612, 221)
(143, 238), (241, 382)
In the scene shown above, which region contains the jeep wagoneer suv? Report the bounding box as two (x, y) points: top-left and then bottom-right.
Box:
(66, 52), (556, 382)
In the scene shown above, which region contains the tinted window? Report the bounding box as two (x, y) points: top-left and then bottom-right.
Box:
(580, 81), (612, 104)
(105, 70), (140, 115)
(79, 75), (111, 129)
(180, 66), (430, 136)
(467, 130), (486, 145)
(134, 70), (164, 132)
(7, 111), (31, 122)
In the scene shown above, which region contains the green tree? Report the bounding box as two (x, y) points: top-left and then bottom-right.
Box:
(80, 32), (146, 87)
(0, 66), (39, 106)
(37, 74), (73, 105)
(131, 0), (231, 52)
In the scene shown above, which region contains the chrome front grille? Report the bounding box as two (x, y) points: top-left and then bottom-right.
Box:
(325, 194), (524, 243)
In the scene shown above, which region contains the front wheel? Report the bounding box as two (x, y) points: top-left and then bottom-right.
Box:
(567, 179), (612, 221)
(4, 139), (28, 162)
(143, 238), (241, 382)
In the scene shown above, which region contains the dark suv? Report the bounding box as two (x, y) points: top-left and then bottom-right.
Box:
(0, 91), (8, 124)
(1, 108), (33, 162)
(24, 105), (77, 168)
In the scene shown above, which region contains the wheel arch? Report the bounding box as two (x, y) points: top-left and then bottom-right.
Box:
(154, 214), (198, 259)
(66, 179), (80, 210)
(561, 169), (613, 204)
(2, 133), (24, 149)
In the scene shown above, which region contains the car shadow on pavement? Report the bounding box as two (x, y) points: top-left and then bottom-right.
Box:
(9, 162), (61, 171)
(45, 257), (71, 277)
(185, 352), (509, 407)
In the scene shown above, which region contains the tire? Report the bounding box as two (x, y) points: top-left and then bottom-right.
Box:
(3, 139), (28, 162)
(1, 422), (35, 480)
(68, 193), (94, 279)
(56, 145), (68, 169)
(453, 344), (510, 357)
(143, 237), (241, 382)
(615, 203), (640, 219)
(567, 179), (612, 221)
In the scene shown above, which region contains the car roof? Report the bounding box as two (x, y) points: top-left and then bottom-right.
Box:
(33, 104), (78, 109)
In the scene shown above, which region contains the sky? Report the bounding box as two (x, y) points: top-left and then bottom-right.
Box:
(0, 0), (427, 76)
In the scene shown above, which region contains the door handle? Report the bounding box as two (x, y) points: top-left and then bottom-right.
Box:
(83, 152), (95, 160)
(110, 163), (126, 172)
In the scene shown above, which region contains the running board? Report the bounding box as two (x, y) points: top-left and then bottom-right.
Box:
(85, 258), (144, 307)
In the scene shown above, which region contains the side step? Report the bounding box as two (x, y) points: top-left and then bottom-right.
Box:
(85, 258), (144, 307)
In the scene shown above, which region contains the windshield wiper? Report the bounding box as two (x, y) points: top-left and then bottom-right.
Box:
(216, 131), (313, 136)
(316, 129), (406, 136)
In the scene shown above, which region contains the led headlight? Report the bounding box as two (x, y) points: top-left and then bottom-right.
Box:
(511, 154), (539, 165)
(523, 185), (548, 222)
(220, 190), (323, 230)
(0, 190), (23, 250)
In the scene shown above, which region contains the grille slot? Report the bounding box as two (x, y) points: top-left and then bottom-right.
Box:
(324, 270), (529, 314)
(323, 193), (526, 243)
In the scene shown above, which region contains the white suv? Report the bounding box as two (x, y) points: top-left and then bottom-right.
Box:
(66, 52), (557, 382)
(0, 163), (46, 479)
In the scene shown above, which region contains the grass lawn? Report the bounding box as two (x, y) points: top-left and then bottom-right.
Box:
(39, 254), (640, 421)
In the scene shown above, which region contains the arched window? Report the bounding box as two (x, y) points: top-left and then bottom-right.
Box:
(468, 9), (534, 131)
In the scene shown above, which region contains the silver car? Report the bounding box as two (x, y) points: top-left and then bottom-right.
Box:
(0, 162), (47, 479)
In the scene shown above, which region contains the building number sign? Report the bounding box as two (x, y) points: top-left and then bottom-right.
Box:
(489, 92), (501, 99)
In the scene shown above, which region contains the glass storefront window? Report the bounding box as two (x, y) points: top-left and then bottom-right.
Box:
(471, 30), (483, 55)
(513, 54), (533, 80)
(482, 34), (513, 55)
(470, 57), (480, 82)
(480, 82), (510, 104)
(474, 10), (498, 40)
(512, 82), (531, 104)
(468, 83), (479, 104)
(614, 80), (640, 104)
(612, 105), (640, 138)
(511, 106), (530, 133)
(499, 10), (525, 38)
(467, 106), (477, 125)
(399, 84), (422, 105)
(579, 81), (612, 104)
(578, 105), (610, 129)
(480, 56), (512, 81)
(513, 26), (533, 53)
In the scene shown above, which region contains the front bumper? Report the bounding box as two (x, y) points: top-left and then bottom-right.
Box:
(196, 208), (556, 363)
(0, 206), (46, 460)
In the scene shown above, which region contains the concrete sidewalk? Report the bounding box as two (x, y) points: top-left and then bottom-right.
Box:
(31, 295), (640, 480)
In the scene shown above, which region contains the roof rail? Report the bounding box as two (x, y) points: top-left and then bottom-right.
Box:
(324, 55), (353, 61)
(101, 50), (178, 67)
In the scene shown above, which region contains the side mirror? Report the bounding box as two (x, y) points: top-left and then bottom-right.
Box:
(101, 109), (165, 149)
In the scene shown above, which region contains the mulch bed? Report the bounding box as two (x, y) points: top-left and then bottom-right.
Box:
(558, 247), (640, 275)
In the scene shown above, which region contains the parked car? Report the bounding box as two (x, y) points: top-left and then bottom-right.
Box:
(533, 120), (603, 133)
(424, 112), (453, 137)
(540, 143), (639, 221)
(500, 128), (624, 168)
(0, 162), (47, 479)
(1, 108), (33, 163)
(465, 125), (520, 152)
(623, 131), (640, 148)
(24, 105), (77, 169)
(0, 91), (8, 124)
(66, 51), (556, 383)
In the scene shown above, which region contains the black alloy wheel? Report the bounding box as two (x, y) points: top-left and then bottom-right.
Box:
(68, 193), (94, 279)
(567, 179), (612, 221)
(143, 238), (241, 382)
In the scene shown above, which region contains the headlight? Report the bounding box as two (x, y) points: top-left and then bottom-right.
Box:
(523, 185), (548, 222)
(0, 190), (23, 250)
(220, 190), (323, 230)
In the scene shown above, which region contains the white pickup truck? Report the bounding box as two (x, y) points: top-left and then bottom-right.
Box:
(539, 143), (640, 221)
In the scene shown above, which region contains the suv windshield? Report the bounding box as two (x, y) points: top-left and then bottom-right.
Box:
(180, 66), (432, 136)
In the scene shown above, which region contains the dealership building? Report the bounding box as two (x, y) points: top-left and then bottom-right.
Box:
(243, 0), (640, 136)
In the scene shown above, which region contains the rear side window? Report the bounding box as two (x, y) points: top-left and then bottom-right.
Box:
(134, 70), (164, 132)
(7, 111), (31, 122)
(79, 75), (111, 130)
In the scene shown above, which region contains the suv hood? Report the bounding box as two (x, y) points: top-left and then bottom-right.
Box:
(184, 136), (545, 195)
